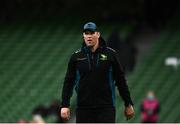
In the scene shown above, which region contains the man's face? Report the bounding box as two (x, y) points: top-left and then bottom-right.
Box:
(83, 30), (100, 47)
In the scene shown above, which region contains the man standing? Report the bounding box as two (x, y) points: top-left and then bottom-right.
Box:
(60, 22), (135, 123)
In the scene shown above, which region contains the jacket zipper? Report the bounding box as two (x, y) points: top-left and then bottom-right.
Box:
(96, 53), (99, 67)
(87, 54), (91, 70)
(87, 53), (99, 70)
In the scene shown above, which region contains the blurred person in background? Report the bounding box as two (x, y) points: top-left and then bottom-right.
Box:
(47, 99), (63, 122)
(140, 90), (160, 123)
(18, 119), (27, 124)
(32, 100), (63, 123)
(30, 114), (46, 124)
(60, 22), (135, 123)
(32, 104), (48, 119)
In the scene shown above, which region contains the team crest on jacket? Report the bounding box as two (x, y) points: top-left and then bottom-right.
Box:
(100, 54), (107, 60)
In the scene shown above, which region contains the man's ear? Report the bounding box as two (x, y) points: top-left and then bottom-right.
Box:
(97, 32), (100, 38)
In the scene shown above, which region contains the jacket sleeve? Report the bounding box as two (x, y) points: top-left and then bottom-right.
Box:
(61, 53), (76, 107)
(112, 51), (134, 107)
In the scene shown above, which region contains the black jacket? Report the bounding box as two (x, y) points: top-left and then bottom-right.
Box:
(61, 37), (133, 108)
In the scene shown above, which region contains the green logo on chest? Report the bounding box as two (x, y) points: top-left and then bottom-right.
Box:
(100, 54), (107, 60)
